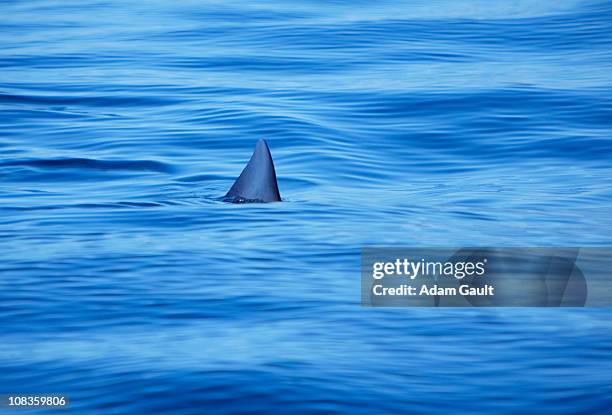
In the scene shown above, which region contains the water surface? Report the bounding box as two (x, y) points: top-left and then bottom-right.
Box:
(2, 1), (612, 413)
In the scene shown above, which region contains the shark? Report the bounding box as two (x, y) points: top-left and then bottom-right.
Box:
(224, 139), (281, 203)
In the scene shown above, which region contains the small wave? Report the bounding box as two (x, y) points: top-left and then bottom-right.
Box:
(0, 92), (181, 107)
(0, 158), (175, 173)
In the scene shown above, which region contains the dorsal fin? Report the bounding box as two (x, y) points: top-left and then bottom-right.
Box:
(224, 139), (281, 203)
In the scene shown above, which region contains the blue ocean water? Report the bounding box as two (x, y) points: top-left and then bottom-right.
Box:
(2, 0), (612, 413)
